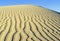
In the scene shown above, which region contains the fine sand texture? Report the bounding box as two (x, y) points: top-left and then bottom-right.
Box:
(0, 5), (60, 41)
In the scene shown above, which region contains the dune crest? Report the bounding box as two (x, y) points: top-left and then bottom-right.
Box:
(0, 5), (60, 41)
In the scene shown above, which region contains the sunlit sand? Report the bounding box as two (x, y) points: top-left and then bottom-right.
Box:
(0, 5), (60, 41)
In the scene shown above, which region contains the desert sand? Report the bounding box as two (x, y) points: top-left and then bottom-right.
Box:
(0, 5), (60, 41)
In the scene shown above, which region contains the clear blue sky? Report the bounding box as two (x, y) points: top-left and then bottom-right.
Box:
(0, 0), (60, 12)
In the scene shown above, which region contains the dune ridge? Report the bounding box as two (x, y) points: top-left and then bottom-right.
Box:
(0, 5), (60, 41)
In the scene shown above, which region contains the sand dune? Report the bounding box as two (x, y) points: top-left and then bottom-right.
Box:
(0, 5), (60, 41)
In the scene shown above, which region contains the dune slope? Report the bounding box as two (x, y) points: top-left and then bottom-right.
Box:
(0, 5), (60, 41)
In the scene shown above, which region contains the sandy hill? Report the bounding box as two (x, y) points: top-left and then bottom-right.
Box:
(0, 5), (60, 41)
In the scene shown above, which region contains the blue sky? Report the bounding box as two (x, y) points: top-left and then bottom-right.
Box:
(0, 0), (60, 12)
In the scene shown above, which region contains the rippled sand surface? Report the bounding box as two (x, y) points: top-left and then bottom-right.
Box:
(0, 5), (60, 41)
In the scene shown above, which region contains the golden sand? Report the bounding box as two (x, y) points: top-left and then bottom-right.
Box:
(0, 5), (60, 41)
